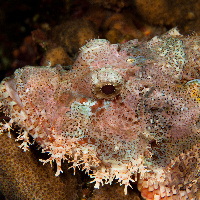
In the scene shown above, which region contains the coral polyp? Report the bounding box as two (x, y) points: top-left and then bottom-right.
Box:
(0, 28), (200, 199)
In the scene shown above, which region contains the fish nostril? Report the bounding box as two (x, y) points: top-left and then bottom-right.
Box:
(101, 84), (116, 95)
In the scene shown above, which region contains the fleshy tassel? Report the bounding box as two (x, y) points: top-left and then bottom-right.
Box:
(0, 131), (77, 200)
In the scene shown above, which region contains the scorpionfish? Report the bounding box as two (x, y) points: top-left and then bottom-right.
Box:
(0, 28), (200, 199)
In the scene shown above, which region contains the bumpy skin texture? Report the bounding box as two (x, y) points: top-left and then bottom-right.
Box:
(0, 28), (200, 199)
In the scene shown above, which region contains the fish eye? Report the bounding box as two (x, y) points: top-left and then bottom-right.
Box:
(101, 84), (115, 95)
(91, 67), (124, 100)
(92, 82), (122, 99)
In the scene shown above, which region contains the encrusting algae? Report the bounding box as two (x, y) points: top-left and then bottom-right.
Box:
(0, 28), (200, 199)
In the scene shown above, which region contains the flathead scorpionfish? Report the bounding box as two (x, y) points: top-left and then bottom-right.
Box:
(0, 28), (200, 199)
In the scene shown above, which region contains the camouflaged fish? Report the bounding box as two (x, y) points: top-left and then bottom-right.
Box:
(0, 28), (200, 199)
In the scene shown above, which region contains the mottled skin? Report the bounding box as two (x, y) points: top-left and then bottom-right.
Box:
(0, 28), (200, 199)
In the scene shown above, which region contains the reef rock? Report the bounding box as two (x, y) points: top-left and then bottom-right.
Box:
(0, 28), (200, 199)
